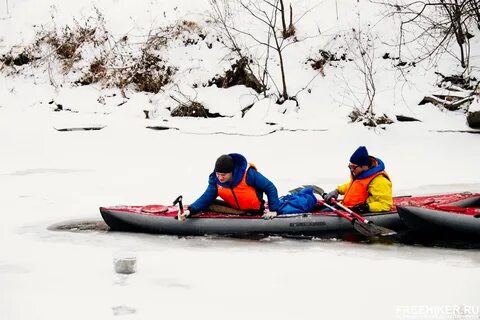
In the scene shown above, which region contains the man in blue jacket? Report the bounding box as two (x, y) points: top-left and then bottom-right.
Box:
(179, 153), (280, 220)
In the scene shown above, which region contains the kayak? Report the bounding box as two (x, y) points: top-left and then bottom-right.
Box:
(100, 204), (402, 237)
(100, 192), (479, 237)
(397, 193), (480, 236)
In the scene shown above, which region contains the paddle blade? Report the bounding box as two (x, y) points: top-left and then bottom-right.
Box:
(305, 185), (325, 196)
(288, 186), (303, 193)
(352, 220), (397, 237)
(352, 220), (382, 237)
(289, 185), (325, 197)
(369, 223), (397, 236)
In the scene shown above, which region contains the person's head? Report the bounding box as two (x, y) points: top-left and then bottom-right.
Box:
(215, 154), (234, 183)
(348, 146), (370, 176)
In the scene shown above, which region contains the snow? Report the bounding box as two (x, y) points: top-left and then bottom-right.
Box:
(1, 0), (480, 319)
(470, 98), (480, 113)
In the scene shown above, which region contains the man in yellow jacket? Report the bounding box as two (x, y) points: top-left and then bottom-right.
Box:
(324, 146), (393, 213)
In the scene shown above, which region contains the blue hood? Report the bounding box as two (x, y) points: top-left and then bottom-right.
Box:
(210, 153), (248, 187)
(355, 157), (385, 180)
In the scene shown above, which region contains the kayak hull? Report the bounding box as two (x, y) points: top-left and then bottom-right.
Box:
(397, 205), (480, 236)
(100, 207), (403, 237)
(100, 193), (480, 237)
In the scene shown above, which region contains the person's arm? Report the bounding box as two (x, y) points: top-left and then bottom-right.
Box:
(366, 175), (393, 212)
(188, 174), (218, 214)
(336, 181), (351, 195)
(247, 169), (280, 211)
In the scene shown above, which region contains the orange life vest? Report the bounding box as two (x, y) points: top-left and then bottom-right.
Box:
(342, 171), (390, 207)
(217, 164), (262, 210)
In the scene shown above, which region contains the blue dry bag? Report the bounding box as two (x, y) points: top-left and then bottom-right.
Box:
(277, 187), (318, 215)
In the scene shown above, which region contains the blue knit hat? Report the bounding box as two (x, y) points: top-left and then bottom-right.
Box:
(349, 146), (370, 166)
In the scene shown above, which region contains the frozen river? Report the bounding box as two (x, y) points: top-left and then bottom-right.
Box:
(3, 219), (480, 320)
(1, 114), (480, 320)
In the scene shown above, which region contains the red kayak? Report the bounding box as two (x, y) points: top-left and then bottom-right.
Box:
(100, 192), (480, 237)
(397, 192), (480, 236)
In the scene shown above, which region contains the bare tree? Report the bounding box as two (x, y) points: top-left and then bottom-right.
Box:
(441, 0), (471, 69)
(355, 32), (376, 118)
(466, 0), (480, 29)
(343, 26), (393, 127)
(209, 0), (301, 104)
(347, 30), (376, 118)
(209, 0), (269, 95)
(373, 0), (478, 72)
(279, 0), (295, 38)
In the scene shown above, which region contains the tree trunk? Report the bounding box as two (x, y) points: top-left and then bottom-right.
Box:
(442, 0), (467, 68)
(279, 0), (288, 38)
(289, 4), (293, 28)
(272, 26), (288, 102)
(278, 48), (288, 102)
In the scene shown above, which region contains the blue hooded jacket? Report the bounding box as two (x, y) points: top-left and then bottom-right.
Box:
(354, 157), (386, 180)
(188, 153), (280, 213)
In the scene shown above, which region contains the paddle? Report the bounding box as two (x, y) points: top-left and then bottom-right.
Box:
(289, 184), (325, 195)
(314, 198), (383, 236)
(173, 195), (185, 221)
(288, 185), (395, 236)
(329, 198), (396, 236)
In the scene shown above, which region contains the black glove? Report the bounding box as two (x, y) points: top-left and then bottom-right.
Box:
(323, 189), (339, 204)
(188, 205), (199, 215)
(351, 203), (369, 213)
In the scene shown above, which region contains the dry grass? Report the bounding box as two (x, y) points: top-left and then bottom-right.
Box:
(349, 108), (394, 128)
(207, 57), (265, 93)
(171, 101), (209, 117)
(0, 14), (218, 99)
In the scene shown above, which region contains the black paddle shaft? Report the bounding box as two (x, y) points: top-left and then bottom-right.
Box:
(173, 195), (184, 213)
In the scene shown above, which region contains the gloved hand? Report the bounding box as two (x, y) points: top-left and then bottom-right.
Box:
(323, 189), (339, 203)
(178, 209), (191, 221)
(351, 203), (369, 214)
(262, 209), (277, 220)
